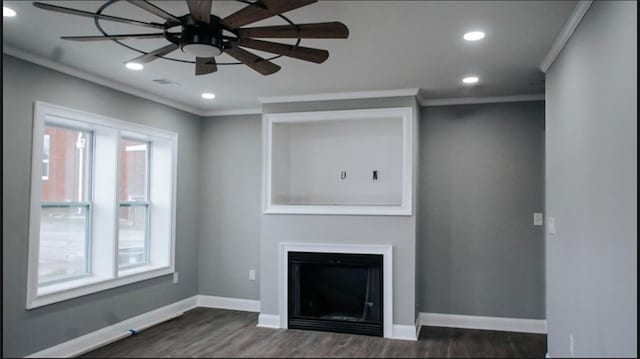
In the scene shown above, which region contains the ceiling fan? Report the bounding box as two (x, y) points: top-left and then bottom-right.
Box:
(32, 0), (349, 76)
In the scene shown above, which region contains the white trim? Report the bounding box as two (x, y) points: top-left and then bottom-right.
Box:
(539, 1), (593, 73)
(197, 295), (260, 312)
(277, 242), (394, 338)
(3, 46), (202, 116)
(27, 102), (178, 309)
(26, 296), (543, 357)
(34, 101), (179, 140)
(419, 94), (545, 107)
(260, 88), (419, 104)
(419, 313), (547, 334)
(262, 107), (413, 216)
(392, 325), (418, 341)
(201, 107), (262, 117)
(26, 296), (198, 358)
(257, 314), (281, 329)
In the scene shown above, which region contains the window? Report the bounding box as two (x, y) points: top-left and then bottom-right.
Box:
(27, 102), (177, 309)
(118, 139), (149, 268)
(39, 126), (92, 285)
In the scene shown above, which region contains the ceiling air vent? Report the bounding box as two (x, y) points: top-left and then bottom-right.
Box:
(152, 79), (180, 86)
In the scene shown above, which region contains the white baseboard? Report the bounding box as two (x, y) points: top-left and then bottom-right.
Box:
(391, 324), (418, 341)
(197, 295), (260, 312)
(26, 296), (548, 358)
(26, 296), (198, 358)
(419, 312), (547, 334)
(257, 313), (281, 329)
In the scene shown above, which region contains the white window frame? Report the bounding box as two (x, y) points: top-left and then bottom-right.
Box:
(42, 134), (50, 180)
(262, 107), (414, 216)
(27, 101), (178, 309)
(38, 125), (94, 286)
(118, 138), (151, 269)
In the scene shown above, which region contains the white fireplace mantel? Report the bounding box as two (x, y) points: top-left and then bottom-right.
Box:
(277, 242), (393, 338)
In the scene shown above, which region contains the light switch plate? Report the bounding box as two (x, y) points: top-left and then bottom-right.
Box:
(249, 269), (256, 281)
(173, 272), (179, 284)
(534, 212), (544, 226)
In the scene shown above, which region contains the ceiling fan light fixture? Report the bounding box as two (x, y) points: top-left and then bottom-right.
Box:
(181, 43), (222, 57)
(125, 62), (144, 70)
(33, 0), (350, 76)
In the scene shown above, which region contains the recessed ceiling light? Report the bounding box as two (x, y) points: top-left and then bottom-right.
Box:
(201, 92), (216, 100)
(463, 31), (485, 41)
(3, 6), (17, 17)
(462, 76), (479, 84)
(125, 62), (144, 70)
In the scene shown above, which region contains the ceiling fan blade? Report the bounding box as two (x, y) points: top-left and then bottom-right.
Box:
(196, 57), (218, 75)
(127, 0), (181, 25)
(222, 0), (317, 29)
(126, 43), (179, 64)
(238, 38), (328, 63)
(32, 2), (166, 29)
(186, 0), (212, 23)
(224, 46), (281, 75)
(61, 33), (171, 42)
(237, 22), (349, 39)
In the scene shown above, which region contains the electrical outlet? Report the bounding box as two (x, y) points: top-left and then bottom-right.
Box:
(249, 269), (256, 281)
(569, 334), (574, 357)
(173, 272), (179, 284)
(533, 212), (544, 226)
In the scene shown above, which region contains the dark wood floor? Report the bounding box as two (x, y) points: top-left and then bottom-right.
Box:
(83, 308), (546, 358)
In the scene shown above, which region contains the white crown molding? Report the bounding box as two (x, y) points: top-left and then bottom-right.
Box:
(419, 312), (547, 334)
(539, 0), (593, 73)
(201, 107), (262, 117)
(197, 295), (260, 312)
(26, 296), (198, 358)
(3, 45), (204, 116)
(420, 94), (544, 107)
(259, 88), (420, 104)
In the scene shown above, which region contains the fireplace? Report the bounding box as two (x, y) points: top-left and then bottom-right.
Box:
(288, 251), (383, 336)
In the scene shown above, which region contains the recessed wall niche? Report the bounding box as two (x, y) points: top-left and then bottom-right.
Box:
(263, 107), (413, 215)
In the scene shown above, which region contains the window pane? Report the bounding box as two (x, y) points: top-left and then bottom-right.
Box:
(119, 139), (148, 202)
(41, 126), (91, 202)
(39, 206), (89, 284)
(118, 205), (147, 267)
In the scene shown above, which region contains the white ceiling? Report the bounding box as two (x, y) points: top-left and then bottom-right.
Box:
(2, 0), (576, 114)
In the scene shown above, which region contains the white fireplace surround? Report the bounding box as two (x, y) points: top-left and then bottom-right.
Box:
(276, 242), (394, 338)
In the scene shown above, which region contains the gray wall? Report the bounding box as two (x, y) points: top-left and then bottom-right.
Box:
(4, 55), (550, 355)
(419, 102), (545, 319)
(260, 97), (419, 326)
(196, 98), (546, 324)
(545, 1), (637, 357)
(2, 55), (201, 357)
(198, 115), (262, 299)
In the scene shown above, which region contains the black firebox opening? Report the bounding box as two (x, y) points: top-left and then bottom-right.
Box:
(288, 251), (383, 337)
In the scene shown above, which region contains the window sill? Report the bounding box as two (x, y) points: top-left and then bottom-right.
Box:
(28, 265), (173, 309)
(118, 263), (170, 278)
